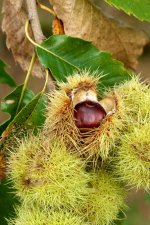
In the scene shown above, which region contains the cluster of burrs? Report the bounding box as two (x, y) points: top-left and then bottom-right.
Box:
(7, 71), (150, 225)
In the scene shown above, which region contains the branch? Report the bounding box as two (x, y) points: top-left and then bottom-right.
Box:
(25, 0), (45, 43)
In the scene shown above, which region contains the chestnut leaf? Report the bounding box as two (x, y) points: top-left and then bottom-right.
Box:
(50, 0), (148, 69)
(0, 85), (34, 135)
(0, 59), (16, 87)
(8, 92), (47, 128)
(0, 92), (46, 136)
(36, 35), (131, 90)
(104, 0), (150, 22)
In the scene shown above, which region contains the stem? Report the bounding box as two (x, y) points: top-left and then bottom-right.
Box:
(16, 53), (37, 114)
(42, 69), (49, 92)
(37, 1), (56, 16)
(25, 19), (55, 90)
(25, 20), (39, 47)
(25, 0), (45, 43)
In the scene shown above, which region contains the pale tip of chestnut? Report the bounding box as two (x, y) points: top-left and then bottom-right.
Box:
(71, 89), (98, 107)
(74, 100), (106, 129)
(99, 97), (116, 115)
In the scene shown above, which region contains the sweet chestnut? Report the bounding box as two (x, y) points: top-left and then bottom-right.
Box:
(74, 100), (106, 128)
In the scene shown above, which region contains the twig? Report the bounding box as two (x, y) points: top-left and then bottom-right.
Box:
(25, 0), (45, 43)
(37, 1), (56, 16)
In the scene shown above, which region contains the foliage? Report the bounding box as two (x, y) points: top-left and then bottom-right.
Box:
(0, 86), (34, 134)
(49, 0), (148, 70)
(36, 35), (131, 89)
(0, 60), (16, 87)
(104, 0), (150, 22)
(0, 179), (19, 225)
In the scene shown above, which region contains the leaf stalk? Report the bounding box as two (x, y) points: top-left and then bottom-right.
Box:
(16, 53), (37, 114)
(37, 1), (56, 16)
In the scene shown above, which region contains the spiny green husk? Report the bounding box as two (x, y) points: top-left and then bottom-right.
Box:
(112, 122), (150, 190)
(79, 92), (126, 161)
(43, 71), (99, 154)
(43, 71), (128, 161)
(84, 170), (126, 225)
(43, 73), (150, 162)
(6, 72), (150, 224)
(43, 89), (80, 151)
(80, 75), (150, 160)
(58, 70), (98, 94)
(8, 206), (89, 225)
(8, 135), (91, 209)
(114, 76), (150, 129)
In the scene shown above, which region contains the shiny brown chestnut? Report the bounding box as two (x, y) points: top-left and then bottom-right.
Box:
(74, 100), (106, 128)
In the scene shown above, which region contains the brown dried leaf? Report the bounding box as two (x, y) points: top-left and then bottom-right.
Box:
(9, 0), (24, 11)
(2, 0), (44, 77)
(52, 17), (65, 35)
(50, 0), (149, 69)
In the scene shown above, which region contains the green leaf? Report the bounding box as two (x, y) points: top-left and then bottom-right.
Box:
(0, 60), (16, 87)
(36, 35), (131, 91)
(9, 92), (47, 128)
(0, 120), (11, 136)
(0, 179), (19, 225)
(0, 85), (34, 135)
(104, 0), (150, 22)
(0, 85), (34, 120)
(28, 95), (47, 128)
(0, 93), (46, 160)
